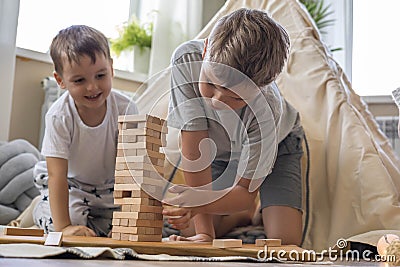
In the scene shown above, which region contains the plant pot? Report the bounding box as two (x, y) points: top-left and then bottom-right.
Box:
(133, 46), (150, 74)
(114, 50), (134, 72)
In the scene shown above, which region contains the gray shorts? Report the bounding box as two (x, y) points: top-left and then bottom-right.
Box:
(212, 126), (304, 211)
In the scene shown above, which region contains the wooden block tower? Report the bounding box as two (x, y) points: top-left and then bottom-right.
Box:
(111, 114), (167, 242)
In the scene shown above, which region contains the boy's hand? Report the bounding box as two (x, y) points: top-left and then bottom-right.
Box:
(162, 205), (192, 230)
(163, 184), (225, 208)
(168, 233), (213, 243)
(62, 225), (96, 237)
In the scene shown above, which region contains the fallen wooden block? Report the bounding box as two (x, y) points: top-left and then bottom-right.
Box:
(2, 227), (44, 237)
(44, 232), (63, 246)
(212, 239), (242, 248)
(255, 238), (282, 247)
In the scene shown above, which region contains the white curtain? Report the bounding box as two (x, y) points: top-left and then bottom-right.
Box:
(0, 0), (19, 141)
(148, 0), (203, 77)
(323, 0), (353, 81)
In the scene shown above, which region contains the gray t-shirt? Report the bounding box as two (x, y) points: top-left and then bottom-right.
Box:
(168, 40), (299, 181)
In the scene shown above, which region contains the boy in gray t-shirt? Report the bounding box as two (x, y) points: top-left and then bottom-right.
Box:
(163, 8), (304, 246)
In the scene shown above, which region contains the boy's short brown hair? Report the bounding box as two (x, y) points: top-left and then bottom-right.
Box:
(50, 25), (111, 75)
(206, 8), (290, 87)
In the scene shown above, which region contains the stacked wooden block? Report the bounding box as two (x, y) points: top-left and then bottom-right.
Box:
(111, 114), (167, 242)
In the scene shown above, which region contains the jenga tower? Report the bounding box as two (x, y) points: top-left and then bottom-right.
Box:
(111, 114), (167, 242)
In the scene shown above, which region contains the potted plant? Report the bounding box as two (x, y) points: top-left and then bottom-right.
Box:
(300, 0), (341, 52)
(110, 16), (153, 74)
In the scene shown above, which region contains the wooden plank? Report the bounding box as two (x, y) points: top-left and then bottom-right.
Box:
(213, 239), (242, 248)
(255, 238), (282, 247)
(0, 235), (315, 260)
(2, 227), (44, 237)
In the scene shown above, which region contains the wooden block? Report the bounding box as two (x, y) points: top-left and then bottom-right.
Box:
(112, 226), (146, 235)
(115, 162), (164, 174)
(255, 238), (282, 247)
(118, 134), (137, 143)
(120, 149), (164, 161)
(157, 158), (165, 166)
(114, 188), (162, 199)
(144, 227), (162, 235)
(112, 226), (162, 235)
(116, 155), (162, 167)
(113, 211), (162, 220)
(128, 219), (163, 228)
(146, 150), (165, 160)
(150, 116), (161, 125)
(118, 114), (150, 123)
(212, 239), (242, 248)
(114, 197), (153, 205)
(115, 169), (158, 178)
(130, 189), (152, 198)
(129, 204), (163, 213)
(120, 233), (130, 241)
(120, 219), (129, 226)
(119, 135), (162, 146)
(118, 142), (148, 150)
(152, 144), (161, 152)
(121, 205), (130, 212)
(44, 232), (63, 246)
(114, 175), (165, 188)
(145, 122), (168, 134)
(129, 234), (162, 242)
(3, 227), (44, 237)
(111, 218), (120, 226)
(119, 128), (152, 137)
(114, 183), (142, 191)
(111, 232), (121, 240)
(115, 190), (151, 201)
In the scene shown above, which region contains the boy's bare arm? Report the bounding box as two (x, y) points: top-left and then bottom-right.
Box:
(46, 157), (96, 236)
(180, 130), (215, 239)
(198, 178), (258, 215)
(46, 157), (71, 231)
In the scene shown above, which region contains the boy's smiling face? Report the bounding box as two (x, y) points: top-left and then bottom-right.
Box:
(54, 53), (113, 115)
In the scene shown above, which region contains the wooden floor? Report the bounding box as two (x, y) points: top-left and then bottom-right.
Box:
(0, 235), (392, 266)
(0, 258), (389, 266)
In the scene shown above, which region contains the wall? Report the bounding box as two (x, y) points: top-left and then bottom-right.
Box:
(363, 101), (398, 117)
(9, 55), (143, 148)
(0, 0), (19, 141)
(202, 0), (225, 27)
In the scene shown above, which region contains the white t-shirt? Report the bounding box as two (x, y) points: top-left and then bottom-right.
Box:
(168, 40), (300, 181)
(39, 89), (138, 187)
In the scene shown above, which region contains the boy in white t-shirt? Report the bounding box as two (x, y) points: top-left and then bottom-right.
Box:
(33, 25), (138, 236)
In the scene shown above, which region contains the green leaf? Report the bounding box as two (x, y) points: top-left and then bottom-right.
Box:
(299, 0), (342, 52)
(110, 16), (153, 56)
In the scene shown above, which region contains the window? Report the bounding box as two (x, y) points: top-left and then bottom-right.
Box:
(16, 0), (156, 72)
(352, 0), (400, 96)
(17, 0), (130, 53)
